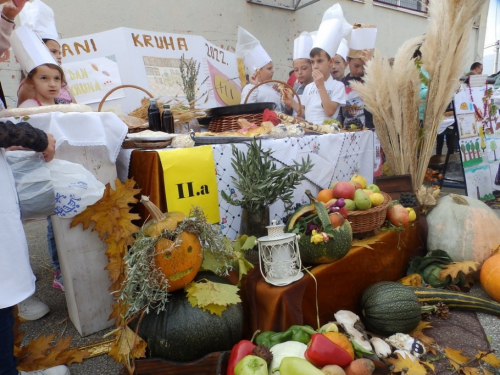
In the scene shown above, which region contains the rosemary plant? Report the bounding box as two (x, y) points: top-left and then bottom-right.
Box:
(221, 139), (313, 213)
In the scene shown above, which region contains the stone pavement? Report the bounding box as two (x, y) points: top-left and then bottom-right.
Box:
(19, 187), (500, 375)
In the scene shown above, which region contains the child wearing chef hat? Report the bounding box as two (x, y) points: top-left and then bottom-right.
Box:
(299, 4), (351, 125)
(283, 31), (313, 117)
(331, 38), (349, 81)
(236, 26), (281, 109)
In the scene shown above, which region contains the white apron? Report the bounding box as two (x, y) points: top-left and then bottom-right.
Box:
(0, 148), (35, 308)
(240, 83), (281, 109)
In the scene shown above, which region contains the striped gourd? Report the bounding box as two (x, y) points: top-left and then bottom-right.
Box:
(411, 287), (500, 316)
(360, 282), (423, 335)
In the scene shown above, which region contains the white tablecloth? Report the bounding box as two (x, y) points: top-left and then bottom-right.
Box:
(3, 112), (128, 163)
(118, 131), (375, 239)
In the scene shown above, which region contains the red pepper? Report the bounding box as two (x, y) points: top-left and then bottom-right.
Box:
(305, 333), (353, 368)
(226, 339), (256, 375)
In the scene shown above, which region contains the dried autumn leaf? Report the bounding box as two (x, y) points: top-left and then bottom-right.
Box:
(109, 326), (147, 365)
(399, 273), (424, 287)
(70, 178), (141, 242)
(185, 280), (241, 316)
(385, 353), (428, 375)
(409, 321), (435, 353)
(352, 237), (382, 250)
(445, 347), (470, 371)
(439, 261), (479, 280)
(105, 238), (129, 284)
(477, 351), (500, 368)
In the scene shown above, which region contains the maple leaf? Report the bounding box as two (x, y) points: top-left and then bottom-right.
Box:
(352, 237), (382, 250)
(105, 238), (129, 284)
(476, 351), (500, 368)
(70, 178), (141, 243)
(409, 321), (435, 351)
(385, 353), (428, 375)
(185, 280), (241, 316)
(445, 347), (470, 371)
(439, 261), (479, 280)
(399, 273), (424, 287)
(108, 326), (147, 366)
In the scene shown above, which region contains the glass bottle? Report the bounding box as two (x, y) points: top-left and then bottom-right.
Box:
(161, 104), (175, 134)
(147, 98), (161, 131)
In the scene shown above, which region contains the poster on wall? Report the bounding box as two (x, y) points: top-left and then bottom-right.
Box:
(453, 83), (500, 200)
(60, 27), (241, 113)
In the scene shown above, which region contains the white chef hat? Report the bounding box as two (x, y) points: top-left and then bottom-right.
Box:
(336, 38), (349, 61)
(312, 4), (352, 58)
(11, 26), (58, 75)
(19, 0), (59, 43)
(235, 26), (272, 73)
(293, 32), (313, 61)
(348, 24), (377, 59)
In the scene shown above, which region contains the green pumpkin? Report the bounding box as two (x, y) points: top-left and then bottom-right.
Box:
(298, 220), (353, 264)
(360, 281), (422, 335)
(129, 271), (243, 362)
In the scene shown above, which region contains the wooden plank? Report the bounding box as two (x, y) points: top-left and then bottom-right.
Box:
(133, 352), (230, 375)
(51, 144), (116, 336)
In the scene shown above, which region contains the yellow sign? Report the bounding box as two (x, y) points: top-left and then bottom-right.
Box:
(157, 146), (220, 223)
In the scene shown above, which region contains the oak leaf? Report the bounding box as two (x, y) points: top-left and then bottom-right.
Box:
(385, 353), (428, 375)
(476, 351), (500, 368)
(445, 347), (470, 371)
(108, 326), (147, 365)
(409, 321), (435, 352)
(70, 178), (140, 243)
(439, 261), (479, 280)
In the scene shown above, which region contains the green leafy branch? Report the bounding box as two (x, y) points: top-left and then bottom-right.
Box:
(221, 139), (313, 212)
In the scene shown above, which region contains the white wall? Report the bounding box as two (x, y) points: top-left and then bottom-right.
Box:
(0, 0), (489, 106)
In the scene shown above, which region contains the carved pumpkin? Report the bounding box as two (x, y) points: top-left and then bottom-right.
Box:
(141, 195), (185, 238)
(426, 194), (500, 263)
(480, 253), (500, 303)
(155, 232), (202, 291)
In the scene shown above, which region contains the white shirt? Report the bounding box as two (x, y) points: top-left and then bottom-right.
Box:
(493, 87), (500, 106)
(240, 83), (281, 109)
(302, 76), (346, 125)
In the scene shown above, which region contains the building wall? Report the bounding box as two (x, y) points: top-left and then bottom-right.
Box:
(0, 0), (489, 106)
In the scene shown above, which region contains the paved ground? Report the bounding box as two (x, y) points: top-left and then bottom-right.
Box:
(19, 184), (500, 375)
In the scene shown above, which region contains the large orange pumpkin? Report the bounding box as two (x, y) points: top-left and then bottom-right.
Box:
(480, 253), (500, 303)
(426, 194), (500, 263)
(154, 232), (202, 291)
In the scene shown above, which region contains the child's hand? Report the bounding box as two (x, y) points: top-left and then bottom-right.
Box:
(2, 0), (28, 19)
(249, 73), (259, 85)
(282, 89), (295, 107)
(312, 69), (325, 88)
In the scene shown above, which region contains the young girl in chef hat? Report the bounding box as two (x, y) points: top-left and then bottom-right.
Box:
(17, 0), (75, 105)
(236, 26), (281, 108)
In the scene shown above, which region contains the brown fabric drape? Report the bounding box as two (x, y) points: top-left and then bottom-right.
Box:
(241, 225), (421, 337)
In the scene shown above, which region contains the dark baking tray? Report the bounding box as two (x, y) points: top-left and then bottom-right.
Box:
(206, 102), (276, 117)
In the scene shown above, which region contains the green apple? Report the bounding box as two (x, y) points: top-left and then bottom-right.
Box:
(344, 199), (356, 211)
(366, 184), (380, 193)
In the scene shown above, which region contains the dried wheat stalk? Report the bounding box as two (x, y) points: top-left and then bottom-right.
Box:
(416, 0), (487, 187)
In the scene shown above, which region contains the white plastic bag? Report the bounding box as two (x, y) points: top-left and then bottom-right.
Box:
(6, 150), (55, 221)
(46, 159), (105, 218)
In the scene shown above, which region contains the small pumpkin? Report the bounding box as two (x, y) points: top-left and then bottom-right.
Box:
(141, 195), (202, 291)
(480, 252), (500, 303)
(141, 195), (185, 237)
(360, 281), (422, 335)
(426, 194), (500, 263)
(129, 271), (244, 362)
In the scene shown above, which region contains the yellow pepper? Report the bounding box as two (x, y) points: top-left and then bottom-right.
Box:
(406, 207), (417, 222)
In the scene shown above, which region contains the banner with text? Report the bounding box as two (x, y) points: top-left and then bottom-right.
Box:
(60, 28), (241, 113)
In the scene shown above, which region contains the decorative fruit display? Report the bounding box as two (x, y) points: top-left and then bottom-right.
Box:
(426, 194), (500, 263)
(386, 202), (409, 227)
(399, 192), (418, 208)
(323, 331), (355, 360)
(350, 174), (367, 189)
(480, 251), (500, 303)
(349, 180), (363, 190)
(317, 189), (335, 203)
(406, 207), (417, 222)
(369, 193), (384, 207)
(332, 181), (356, 200)
(344, 199), (356, 211)
(354, 189), (372, 210)
(366, 184), (380, 193)
(130, 272), (244, 362)
(287, 190), (353, 264)
(360, 281), (423, 335)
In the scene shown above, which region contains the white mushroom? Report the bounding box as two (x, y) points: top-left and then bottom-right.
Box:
(334, 310), (373, 353)
(370, 337), (392, 358)
(386, 333), (426, 359)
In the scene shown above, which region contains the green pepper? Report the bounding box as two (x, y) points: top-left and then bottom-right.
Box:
(255, 325), (316, 348)
(272, 356), (323, 375)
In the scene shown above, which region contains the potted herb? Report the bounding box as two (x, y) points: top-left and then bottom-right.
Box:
(221, 139), (313, 237)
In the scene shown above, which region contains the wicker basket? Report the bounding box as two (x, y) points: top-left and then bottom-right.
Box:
(97, 84), (154, 112)
(347, 192), (392, 233)
(208, 80), (300, 133)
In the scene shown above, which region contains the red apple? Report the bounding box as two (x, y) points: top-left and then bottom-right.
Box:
(386, 204), (409, 227)
(349, 181), (363, 190)
(329, 212), (345, 228)
(332, 181), (356, 200)
(338, 206), (348, 219)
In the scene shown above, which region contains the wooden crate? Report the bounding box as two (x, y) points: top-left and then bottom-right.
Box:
(374, 174), (413, 201)
(133, 351), (229, 375)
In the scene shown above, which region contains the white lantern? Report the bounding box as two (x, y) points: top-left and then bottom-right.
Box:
(257, 220), (303, 286)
